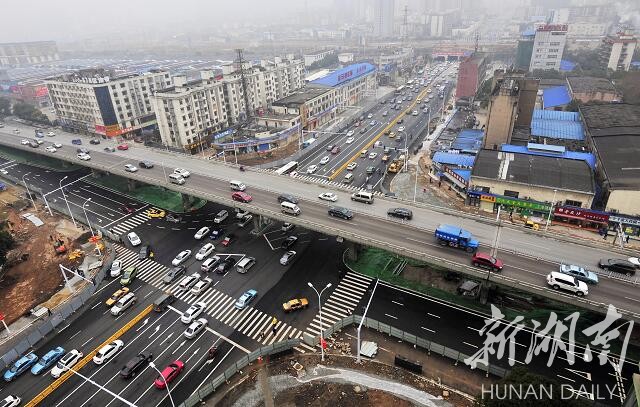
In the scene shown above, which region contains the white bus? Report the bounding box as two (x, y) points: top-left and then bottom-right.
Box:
(275, 161), (298, 175)
(395, 85), (405, 95)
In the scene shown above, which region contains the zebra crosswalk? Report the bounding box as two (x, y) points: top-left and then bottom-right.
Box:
(291, 174), (385, 196)
(296, 271), (373, 353)
(109, 209), (157, 235)
(114, 245), (305, 346)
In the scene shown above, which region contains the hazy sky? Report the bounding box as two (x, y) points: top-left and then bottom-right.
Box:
(0, 0), (308, 43)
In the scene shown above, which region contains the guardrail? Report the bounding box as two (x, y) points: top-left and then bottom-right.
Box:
(178, 339), (301, 407)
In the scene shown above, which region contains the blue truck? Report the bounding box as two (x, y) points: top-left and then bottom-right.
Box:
(435, 224), (479, 253)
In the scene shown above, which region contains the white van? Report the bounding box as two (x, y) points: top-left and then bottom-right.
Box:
(281, 201), (301, 216)
(230, 180), (246, 191)
(236, 257), (256, 274)
(169, 173), (185, 185)
(351, 191), (374, 204)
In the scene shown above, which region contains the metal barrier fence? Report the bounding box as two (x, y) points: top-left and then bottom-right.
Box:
(178, 339), (301, 407)
(302, 314), (509, 379)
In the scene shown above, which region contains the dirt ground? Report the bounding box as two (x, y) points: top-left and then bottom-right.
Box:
(0, 187), (83, 325)
(238, 141), (301, 166)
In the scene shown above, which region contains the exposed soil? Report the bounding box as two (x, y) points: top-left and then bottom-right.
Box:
(0, 186), (83, 324)
(238, 141), (300, 166)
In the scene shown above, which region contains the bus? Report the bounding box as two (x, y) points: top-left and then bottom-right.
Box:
(395, 86), (405, 95)
(406, 80), (414, 86)
(275, 161), (298, 175)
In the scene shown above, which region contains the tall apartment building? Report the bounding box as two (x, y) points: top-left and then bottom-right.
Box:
(46, 69), (171, 137)
(601, 29), (637, 72)
(373, 0), (395, 37)
(456, 53), (487, 102)
(0, 41), (59, 67)
(529, 24), (568, 72)
(152, 57), (304, 150)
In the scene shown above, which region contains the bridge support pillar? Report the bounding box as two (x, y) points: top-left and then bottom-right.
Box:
(344, 240), (361, 262)
(181, 193), (194, 212)
(127, 178), (137, 192)
(250, 214), (272, 236)
(91, 168), (106, 178)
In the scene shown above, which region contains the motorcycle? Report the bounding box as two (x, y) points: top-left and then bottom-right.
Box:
(239, 166), (245, 172)
(207, 346), (218, 359)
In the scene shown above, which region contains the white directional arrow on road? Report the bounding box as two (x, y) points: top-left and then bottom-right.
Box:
(148, 325), (160, 339)
(172, 340), (186, 355)
(185, 348), (200, 364)
(136, 318), (149, 332)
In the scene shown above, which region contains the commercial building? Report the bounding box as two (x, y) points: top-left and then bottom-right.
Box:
(469, 149), (595, 215)
(303, 50), (335, 67)
(373, 0), (395, 37)
(581, 104), (640, 216)
(515, 30), (535, 71)
(601, 29), (637, 72)
(529, 24), (568, 72)
(455, 53), (487, 102)
(566, 77), (621, 103)
(0, 41), (60, 67)
(309, 62), (377, 111)
(483, 72), (539, 150)
(567, 22), (608, 38)
(46, 69), (171, 137)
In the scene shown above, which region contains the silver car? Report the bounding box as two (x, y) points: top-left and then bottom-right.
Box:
(183, 318), (208, 339)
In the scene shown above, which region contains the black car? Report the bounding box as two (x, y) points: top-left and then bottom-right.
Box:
(77, 148), (89, 154)
(166, 213), (182, 223)
(328, 207), (353, 220)
(277, 194), (299, 205)
(387, 207), (413, 220)
(89, 138), (101, 145)
(163, 266), (186, 284)
(397, 118), (404, 124)
(216, 258), (237, 274)
(282, 235), (298, 250)
(210, 226), (225, 240)
(598, 258), (636, 276)
(138, 245), (151, 260)
(139, 161), (154, 169)
(119, 352), (153, 379)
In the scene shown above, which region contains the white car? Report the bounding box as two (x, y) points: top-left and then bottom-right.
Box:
(35, 139), (44, 145)
(368, 152), (378, 159)
(172, 250), (192, 266)
(110, 292), (136, 316)
(195, 243), (215, 260)
(53, 142), (62, 148)
(47, 131), (55, 137)
(306, 165), (318, 174)
(20, 139), (30, 145)
(318, 192), (338, 202)
(346, 162), (357, 171)
(369, 120), (376, 126)
(93, 340), (124, 365)
(194, 226), (210, 239)
(319, 156), (330, 165)
(184, 318), (208, 339)
(124, 164), (138, 173)
(628, 257), (640, 268)
(51, 349), (83, 378)
(213, 210), (228, 224)
(13, 129), (20, 134)
(280, 250), (297, 266)
(345, 137), (355, 144)
(45, 146), (57, 153)
(181, 301), (206, 324)
(236, 209), (250, 219)
(0, 395), (21, 406)
(178, 272), (200, 290)
(127, 232), (141, 247)
(367, 114), (373, 119)
(191, 278), (213, 296)
(398, 126), (406, 132)
(346, 130), (354, 137)
(77, 153), (91, 161)
(201, 256), (221, 272)
(174, 168), (190, 178)
(110, 260), (122, 278)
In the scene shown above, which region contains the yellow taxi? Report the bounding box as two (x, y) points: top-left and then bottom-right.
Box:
(381, 154), (390, 163)
(388, 131), (396, 139)
(105, 287), (130, 307)
(146, 208), (166, 218)
(282, 298), (309, 313)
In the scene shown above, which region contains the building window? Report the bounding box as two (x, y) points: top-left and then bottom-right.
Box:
(503, 190), (519, 198)
(565, 199), (582, 207)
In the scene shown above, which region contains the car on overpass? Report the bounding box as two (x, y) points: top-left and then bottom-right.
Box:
(559, 264), (599, 285)
(471, 252), (504, 272)
(139, 160), (153, 169)
(318, 192), (338, 202)
(328, 207), (353, 220)
(117, 143), (129, 151)
(598, 258), (636, 276)
(174, 168), (190, 178)
(232, 191), (252, 203)
(77, 152), (91, 161)
(124, 164), (138, 173)
(546, 271), (588, 297)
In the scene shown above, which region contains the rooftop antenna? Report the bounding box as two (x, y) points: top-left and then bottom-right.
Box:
(235, 48), (252, 123)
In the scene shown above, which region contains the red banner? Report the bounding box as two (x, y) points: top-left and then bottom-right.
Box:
(554, 206), (609, 223)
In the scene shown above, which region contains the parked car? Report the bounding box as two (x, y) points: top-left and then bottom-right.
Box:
(221, 234), (235, 247)
(4, 353), (38, 381)
(328, 207), (353, 220)
(282, 235), (298, 249)
(154, 360), (184, 389)
(51, 349), (83, 378)
(201, 256), (221, 272)
(216, 257), (237, 274)
(209, 226), (224, 240)
(31, 347), (65, 375)
(194, 227), (210, 240)
(195, 243), (215, 260)
(120, 352), (153, 379)
(172, 250), (192, 266)
(280, 250), (297, 266)
(214, 210), (228, 224)
(471, 252), (504, 272)
(546, 271), (588, 296)
(234, 289), (257, 309)
(559, 264), (599, 284)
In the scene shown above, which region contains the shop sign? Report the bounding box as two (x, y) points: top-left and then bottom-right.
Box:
(609, 215), (640, 227)
(443, 166), (468, 187)
(480, 194), (496, 203)
(555, 207), (609, 223)
(494, 196), (550, 211)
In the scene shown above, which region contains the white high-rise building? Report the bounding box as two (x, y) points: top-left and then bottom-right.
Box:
(373, 0), (395, 37)
(602, 29), (637, 72)
(529, 24), (568, 71)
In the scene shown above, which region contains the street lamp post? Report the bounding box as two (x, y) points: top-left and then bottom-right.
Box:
(149, 362), (175, 407)
(82, 198), (101, 256)
(307, 282), (332, 362)
(356, 278), (379, 363)
(59, 176), (77, 228)
(21, 172), (37, 210)
(544, 189), (558, 232)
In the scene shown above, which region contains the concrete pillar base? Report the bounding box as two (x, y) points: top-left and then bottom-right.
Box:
(250, 215), (272, 236)
(127, 178), (137, 192)
(344, 241), (361, 262)
(181, 193), (194, 211)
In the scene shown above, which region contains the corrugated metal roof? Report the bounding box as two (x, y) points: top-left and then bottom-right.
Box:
(543, 86), (571, 109)
(532, 109), (580, 121)
(310, 63), (376, 87)
(531, 109), (584, 140)
(453, 169), (471, 181)
(500, 144), (596, 169)
(452, 129), (484, 152)
(432, 152), (476, 167)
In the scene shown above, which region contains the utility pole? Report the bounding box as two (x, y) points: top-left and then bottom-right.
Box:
(235, 49), (252, 124)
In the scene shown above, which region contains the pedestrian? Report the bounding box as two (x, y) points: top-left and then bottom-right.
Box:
(47, 308), (52, 316)
(438, 180), (442, 187)
(626, 234), (630, 244)
(603, 230), (607, 240)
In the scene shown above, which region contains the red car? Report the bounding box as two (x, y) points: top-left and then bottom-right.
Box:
(154, 360), (184, 389)
(471, 252), (504, 272)
(121, 204), (135, 214)
(117, 143), (129, 151)
(221, 234), (235, 247)
(231, 192), (252, 203)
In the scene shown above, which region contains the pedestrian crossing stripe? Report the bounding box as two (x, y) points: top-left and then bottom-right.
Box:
(110, 207), (163, 235)
(113, 245), (305, 345)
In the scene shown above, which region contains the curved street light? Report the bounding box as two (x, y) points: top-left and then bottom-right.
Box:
(307, 282), (332, 361)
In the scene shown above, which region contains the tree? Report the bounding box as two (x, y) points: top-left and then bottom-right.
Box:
(0, 97), (11, 118)
(618, 72), (640, 105)
(476, 367), (589, 407)
(11, 102), (49, 125)
(0, 221), (16, 268)
(308, 53), (339, 70)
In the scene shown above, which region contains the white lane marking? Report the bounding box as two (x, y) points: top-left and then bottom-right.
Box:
(427, 312), (440, 318)
(384, 313), (397, 320)
(421, 326), (435, 333)
(69, 330), (82, 340)
(391, 300), (404, 306)
(462, 341), (478, 348)
(80, 336), (94, 347)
